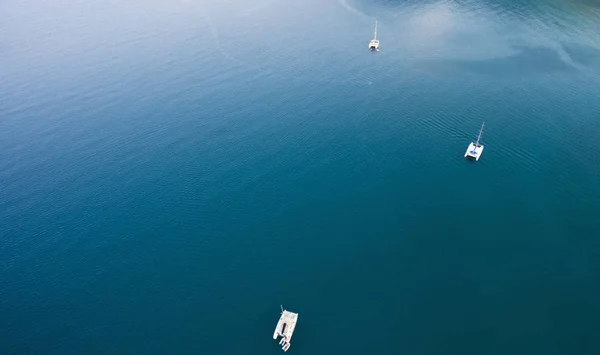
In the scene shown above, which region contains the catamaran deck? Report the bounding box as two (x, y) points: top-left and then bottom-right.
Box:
(465, 122), (485, 161)
(465, 143), (484, 160)
(369, 39), (380, 51)
(273, 309), (298, 352)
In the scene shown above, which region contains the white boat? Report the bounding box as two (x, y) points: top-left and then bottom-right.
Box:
(369, 20), (380, 51)
(465, 122), (485, 161)
(273, 306), (298, 352)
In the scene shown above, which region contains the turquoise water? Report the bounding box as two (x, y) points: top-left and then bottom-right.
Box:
(1, 0), (600, 354)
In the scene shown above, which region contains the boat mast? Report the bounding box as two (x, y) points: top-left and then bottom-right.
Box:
(280, 305), (284, 313)
(476, 122), (484, 146)
(373, 20), (378, 40)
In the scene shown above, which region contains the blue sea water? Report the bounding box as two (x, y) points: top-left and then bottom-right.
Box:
(1, 0), (600, 354)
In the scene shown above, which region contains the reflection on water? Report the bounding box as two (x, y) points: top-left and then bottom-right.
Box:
(341, 0), (600, 75)
(420, 45), (573, 76)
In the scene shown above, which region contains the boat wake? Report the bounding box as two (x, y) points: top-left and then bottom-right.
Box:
(201, 9), (241, 65)
(336, 0), (371, 19)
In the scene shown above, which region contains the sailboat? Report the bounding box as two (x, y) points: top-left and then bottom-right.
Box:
(464, 122), (485, 161)
(273, 306), (298, 352)
(369, 20), (380, 51)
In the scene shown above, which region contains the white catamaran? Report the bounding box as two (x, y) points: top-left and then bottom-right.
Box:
(465, 122), (485, 161)
(369, 20), (380, 51)
(273, 306), (298, 352)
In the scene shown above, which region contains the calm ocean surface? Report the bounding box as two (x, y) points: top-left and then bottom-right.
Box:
(1, 0), (600, 354)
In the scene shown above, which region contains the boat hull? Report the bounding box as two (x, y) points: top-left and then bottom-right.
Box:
(369, 40), (379, 51)
(464, 143), (484, 161)
(273, 310), (299, 351)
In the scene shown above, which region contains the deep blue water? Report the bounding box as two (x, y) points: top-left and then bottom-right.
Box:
(1, 0), (600, 354)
